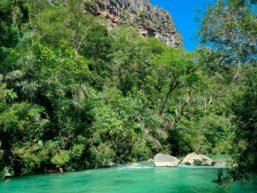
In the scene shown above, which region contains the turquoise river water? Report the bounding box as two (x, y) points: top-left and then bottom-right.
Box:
(0, 165), (256, 193)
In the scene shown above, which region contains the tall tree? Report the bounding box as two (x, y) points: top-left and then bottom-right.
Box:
(200, 0), (257, 181)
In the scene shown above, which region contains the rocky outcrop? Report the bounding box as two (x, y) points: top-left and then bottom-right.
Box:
(182, 153), (215, 166)
(84, 0), (183, 47)
(154, 153), (179, 167)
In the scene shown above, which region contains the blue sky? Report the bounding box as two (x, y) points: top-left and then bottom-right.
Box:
(150, 0), (215, 51)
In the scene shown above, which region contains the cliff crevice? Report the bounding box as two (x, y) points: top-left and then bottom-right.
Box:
(85, 0), (183, 47)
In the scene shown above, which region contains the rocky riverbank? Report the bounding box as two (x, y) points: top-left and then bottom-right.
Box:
(153, 153), (227, 168)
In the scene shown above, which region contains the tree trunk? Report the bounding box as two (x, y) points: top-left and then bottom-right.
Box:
(159, 79), (179, 115)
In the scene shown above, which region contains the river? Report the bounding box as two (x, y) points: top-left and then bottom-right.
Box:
(0, 164), (256, 193)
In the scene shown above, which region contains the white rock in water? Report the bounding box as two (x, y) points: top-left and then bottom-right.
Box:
(182, 153), (215, 166)
(154, 153), (179, 167)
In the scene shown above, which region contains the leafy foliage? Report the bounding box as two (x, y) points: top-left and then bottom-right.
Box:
(200, 0), (257, 182)
(0, 0), (253, 182)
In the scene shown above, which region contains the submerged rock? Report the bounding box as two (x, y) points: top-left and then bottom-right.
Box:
(127, 163), (140, 167)
(182, 153), (215, 166)
(154, 153), (179, 167)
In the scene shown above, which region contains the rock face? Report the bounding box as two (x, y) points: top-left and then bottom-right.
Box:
(85, 0), (183, 47)
(182, 153), (215, 166)
(154, 153), (179, 167)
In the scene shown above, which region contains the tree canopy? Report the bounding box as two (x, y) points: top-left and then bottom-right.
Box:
(0, 0), (256, 184)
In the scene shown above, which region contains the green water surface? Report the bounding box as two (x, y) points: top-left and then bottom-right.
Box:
(0, 166), (256, 193)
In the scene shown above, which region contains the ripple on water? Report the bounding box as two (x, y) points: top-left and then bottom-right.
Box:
(0, 167), (256, 193)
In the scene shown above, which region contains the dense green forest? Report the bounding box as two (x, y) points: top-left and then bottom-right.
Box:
(0, 0), (256, 182)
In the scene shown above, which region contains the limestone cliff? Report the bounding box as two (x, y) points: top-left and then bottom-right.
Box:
(84, 0), (183, 47)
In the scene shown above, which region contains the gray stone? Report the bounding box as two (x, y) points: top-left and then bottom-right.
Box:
(85, 0), (183, 47)
(154, 153), (179, 167)
(181, 153), (215, 166)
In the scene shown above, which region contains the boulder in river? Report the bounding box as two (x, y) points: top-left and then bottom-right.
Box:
(182, 153), (215, 166)
(154, 153), (179, 167)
